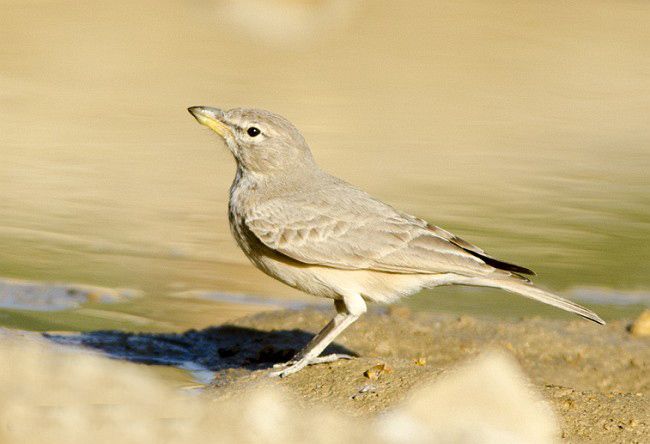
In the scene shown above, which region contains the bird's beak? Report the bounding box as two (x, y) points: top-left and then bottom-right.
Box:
(187, 106), (232, 138)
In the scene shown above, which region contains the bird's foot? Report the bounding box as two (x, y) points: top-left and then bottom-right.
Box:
(269, 353), (354, 377)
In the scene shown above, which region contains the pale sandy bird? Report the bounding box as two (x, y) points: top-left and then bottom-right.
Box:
(188, 106), (605, 377)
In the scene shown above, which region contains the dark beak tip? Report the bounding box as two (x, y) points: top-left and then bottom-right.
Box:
(187, 105), (225, 123)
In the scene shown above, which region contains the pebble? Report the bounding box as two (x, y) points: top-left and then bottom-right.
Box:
(351, 384), (377, 400)
(629, 309), (650, 337)
(363, 363), (392, 380)
(413, 357), (426, 366)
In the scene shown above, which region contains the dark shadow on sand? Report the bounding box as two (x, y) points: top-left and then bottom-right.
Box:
(44, 325), (356, 371)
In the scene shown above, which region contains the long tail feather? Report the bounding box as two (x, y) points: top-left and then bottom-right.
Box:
(467, 276), (605, 325)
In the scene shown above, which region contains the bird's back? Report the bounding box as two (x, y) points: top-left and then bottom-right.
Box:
(231, 167), (502, 277)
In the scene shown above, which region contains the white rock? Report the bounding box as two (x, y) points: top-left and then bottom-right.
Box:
(379, 351), (558, 444)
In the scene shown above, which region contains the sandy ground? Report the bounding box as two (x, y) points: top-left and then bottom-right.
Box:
(204, 308), (649, 443)
(7, 307), (647, 443)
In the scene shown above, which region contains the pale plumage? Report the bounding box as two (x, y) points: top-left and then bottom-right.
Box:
(245, 183), (492, 276)
(188, 106), (605, 377)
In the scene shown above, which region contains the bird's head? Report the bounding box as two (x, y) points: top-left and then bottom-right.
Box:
(188, 106), (315, 174)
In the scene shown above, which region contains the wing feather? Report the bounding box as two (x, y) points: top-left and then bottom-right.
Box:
(244, 188), (496, 276)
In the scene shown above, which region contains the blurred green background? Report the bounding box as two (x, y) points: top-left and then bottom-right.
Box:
(1, 0), (648, 332)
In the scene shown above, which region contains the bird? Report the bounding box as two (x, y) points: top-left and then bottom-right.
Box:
(187, 106), (605, 377)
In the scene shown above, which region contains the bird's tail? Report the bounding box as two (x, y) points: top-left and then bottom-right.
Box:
(462, 275), (605, 325)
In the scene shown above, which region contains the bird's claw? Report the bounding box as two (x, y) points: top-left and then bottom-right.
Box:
(272, 360), (296, 369)
(269, 353), (354, 377)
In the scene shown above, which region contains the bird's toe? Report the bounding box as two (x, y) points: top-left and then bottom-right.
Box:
(268, 353), (355, 377)
(309, 353), (354, 364)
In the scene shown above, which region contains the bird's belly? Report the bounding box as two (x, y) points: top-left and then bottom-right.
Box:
(254, 254), (440, 304)
(229, 203), (453, 304)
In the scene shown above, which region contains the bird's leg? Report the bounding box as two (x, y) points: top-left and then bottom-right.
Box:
(269, 294), (366, 377)
(271, 311), (355, 369)
(270, 309), (354, 369)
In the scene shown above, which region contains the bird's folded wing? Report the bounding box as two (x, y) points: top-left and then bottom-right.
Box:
(421, 223), (535, 275)
(244, 195), (493, 276)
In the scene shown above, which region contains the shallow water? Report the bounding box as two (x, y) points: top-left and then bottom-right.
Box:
(1, 0), (649, 333)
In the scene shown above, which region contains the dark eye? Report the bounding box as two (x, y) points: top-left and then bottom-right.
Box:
(247, 127), (261, 137)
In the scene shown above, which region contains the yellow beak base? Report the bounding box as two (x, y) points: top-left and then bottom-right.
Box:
(188, 106), (232, 138)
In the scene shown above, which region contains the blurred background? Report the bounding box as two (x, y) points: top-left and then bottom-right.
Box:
(1, 0), (648, 333)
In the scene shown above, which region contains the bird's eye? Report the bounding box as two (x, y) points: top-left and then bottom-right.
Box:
(247, 127), (261, 137)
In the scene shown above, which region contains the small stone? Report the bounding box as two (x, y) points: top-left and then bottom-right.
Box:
(630, 309), (650, 337)
(364, 363), (393, 380)
(414, 357), (426, 366)
(351, 384), (376, 399)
